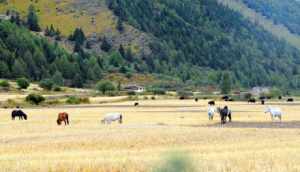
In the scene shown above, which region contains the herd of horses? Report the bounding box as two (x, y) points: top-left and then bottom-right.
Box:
(10, 96), (288, 126)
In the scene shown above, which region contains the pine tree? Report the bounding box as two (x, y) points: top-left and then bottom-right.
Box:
(27, 5), (41, 32)
(101, 37), (112, 52)
(119, 44), (125, 57)
(117, 19), (125, 33)
(221, 72), (232, 94)
(52, 71), (64, 86)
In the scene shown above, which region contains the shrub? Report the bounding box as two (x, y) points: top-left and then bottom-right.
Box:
(177, 91), (193, 99)
(39, 79), (54, 90)
(152, 88), (166, 95)
(16, 78), (30, 89)
(95, 80), (116, 95)
(127, 91), (136, 95)
(0, 80), (10, 88)
(153, 152), (195, 172)
(53, 86), (62, 92)
(25, 94), (45, 105)
(66, 96), (90, 104)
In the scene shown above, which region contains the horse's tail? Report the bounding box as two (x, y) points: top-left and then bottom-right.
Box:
(66, 114), (69, 125)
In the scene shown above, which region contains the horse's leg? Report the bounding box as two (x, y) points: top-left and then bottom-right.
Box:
(279, 115), (282, 122)
(228, 113), (232, 122)
(66, 116), (69, 125)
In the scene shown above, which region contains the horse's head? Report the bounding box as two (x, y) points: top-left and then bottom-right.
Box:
(265, 106), (271, 113)
(23, 114), (27, 120)
(57, 119), (61, 125)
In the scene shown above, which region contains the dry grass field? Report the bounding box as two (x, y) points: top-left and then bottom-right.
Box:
(0, 99), (300, 172)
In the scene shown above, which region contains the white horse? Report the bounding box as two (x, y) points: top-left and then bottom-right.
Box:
(101, 112), (123, 124)
(265, 106), (282, 121)
(208, 106), (215, 120)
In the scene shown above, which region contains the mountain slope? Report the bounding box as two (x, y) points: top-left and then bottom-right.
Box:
(218, 0), (300, 51)
(0, 0), (115, 36)
(109, 0), (300, 88)
(1, 0), (300, 89)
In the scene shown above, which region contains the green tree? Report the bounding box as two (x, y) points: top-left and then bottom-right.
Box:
(220, 72), (232, 94)
(52, 71), (64, 86)
(25, 94), (45, 105)
(39, 79), (54, 90)
(16, 78), (30, 89)
(96, 80), (116, 94)
(27, 5), (40, 32)
(101, 37), (112, 52)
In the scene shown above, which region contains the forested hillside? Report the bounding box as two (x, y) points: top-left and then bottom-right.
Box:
(1, 0), (300, 89)
(0, 20), (113, 87)
(108, 0), (300, 88)
(241, 0), (300, 35)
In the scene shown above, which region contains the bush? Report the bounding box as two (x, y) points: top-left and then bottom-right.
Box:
(39, 79), (54, 90)
(153, 152), (195, 172)
(127, 91), (136, 95)
(25, 94), (45, 105)
(0, 80), (10, 88)
(16, 78), (30, 89)
(152, 88), (166, 95)
(177, 91), (193, 99)
(66, 96), (90, 104)
(95, 80), (116, 95)
(53, 86), (62, 92)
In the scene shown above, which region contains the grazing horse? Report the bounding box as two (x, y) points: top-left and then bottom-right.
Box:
(57, 112), (69, 125)
(265, 106), (282, 121)
(261, 100), (265, 105)
(208, 101), (215, 106)
(208, 106), (215, 120)
(11, 110), (27, 120)
(287, 98), (294, 102)
(134, 102), (139, 106)
(101, 112), (123, 124)
(248, 98), (256, 104)
(194, 98), (199, 102)
(222, 96), (229, 101)
(217, 106), (232, 124)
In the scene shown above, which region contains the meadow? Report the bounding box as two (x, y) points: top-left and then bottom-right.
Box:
(0, 99), (300, 172)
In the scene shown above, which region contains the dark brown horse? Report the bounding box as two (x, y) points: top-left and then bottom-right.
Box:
(57, 112), (69, 125)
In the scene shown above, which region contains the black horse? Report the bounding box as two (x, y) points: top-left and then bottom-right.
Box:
(12, 110), (27, 120)
(208, 100), (215, 106)
(217, 106), (231, 124)
(248, 98), (256, 104)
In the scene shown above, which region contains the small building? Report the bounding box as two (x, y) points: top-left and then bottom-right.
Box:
(0, 14), (10, 20)
(250, 87), (270, 96)
(123, 85), (145, 93)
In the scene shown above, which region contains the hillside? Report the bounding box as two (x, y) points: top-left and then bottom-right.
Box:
(108, 0), (300, 88)
(1, 0), (300, 89)
(241, 0), (300, 35)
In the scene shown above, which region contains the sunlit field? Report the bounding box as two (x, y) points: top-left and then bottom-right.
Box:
(0, 99), (300, 172)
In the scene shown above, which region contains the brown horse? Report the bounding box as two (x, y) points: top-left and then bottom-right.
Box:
(57, 112), (69, 125)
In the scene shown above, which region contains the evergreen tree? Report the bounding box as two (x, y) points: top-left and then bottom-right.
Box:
(221, 72), (232, 94)
(101, 37), (112, 52)
(119, 44), (126, 58)
(27, 5), (40, 32)
(117, 19), (125, 32)
(52, 71), (64, 86)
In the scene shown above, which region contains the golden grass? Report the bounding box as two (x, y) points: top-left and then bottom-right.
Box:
(0, 99), (300, 171)
(0, 0), (115, 36)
